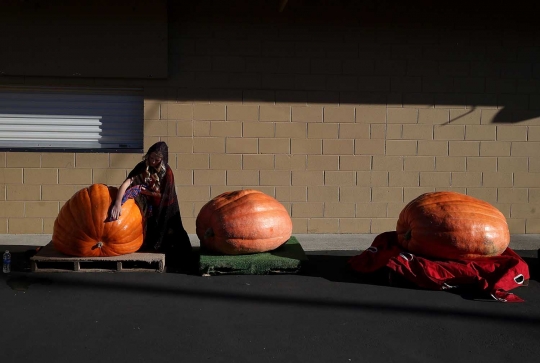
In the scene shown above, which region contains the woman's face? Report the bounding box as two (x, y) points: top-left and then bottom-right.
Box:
(148, 152), (163, 168)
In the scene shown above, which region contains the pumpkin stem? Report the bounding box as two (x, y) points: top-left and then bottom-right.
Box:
(404, 230), (412, 241)
(91, 241), (104, 251)
(204, 228), (214, 239)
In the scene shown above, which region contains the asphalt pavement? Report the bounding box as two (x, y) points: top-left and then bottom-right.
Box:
(1, 244), (539, 363)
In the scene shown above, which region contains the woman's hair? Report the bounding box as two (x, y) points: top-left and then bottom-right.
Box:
(143, 141), (169, 165)
(142, 141), (168, 186)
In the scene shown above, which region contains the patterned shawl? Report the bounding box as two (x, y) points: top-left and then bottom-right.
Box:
(127, 142), (191, 254)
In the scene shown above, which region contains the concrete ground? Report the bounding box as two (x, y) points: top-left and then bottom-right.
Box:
(1, 234), (539, 363)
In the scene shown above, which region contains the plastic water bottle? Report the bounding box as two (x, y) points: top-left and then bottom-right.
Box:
(3, 250), (11, 273)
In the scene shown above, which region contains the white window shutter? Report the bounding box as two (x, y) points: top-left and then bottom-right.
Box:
(0, 114), (102, 148)
(0, 87), (143, 150)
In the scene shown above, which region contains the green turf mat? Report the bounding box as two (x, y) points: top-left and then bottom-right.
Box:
(198, 236), (308, 276)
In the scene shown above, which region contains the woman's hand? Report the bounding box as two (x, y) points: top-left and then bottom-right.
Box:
(110, 202), (122, 220)
(109, 178), (132, 221)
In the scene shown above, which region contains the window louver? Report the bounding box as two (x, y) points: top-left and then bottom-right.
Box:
(0, 88), (143, 151)
(0, 114), (102, 148)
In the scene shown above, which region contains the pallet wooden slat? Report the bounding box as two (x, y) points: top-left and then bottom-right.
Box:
(30, 242), (165, 273)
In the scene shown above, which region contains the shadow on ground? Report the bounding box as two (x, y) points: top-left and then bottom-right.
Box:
(2, 245), (538, 305)
(303, 249), (539, 282)
(1, 246), (540, 332)
(301, 249), (540, 303)
(3, 245), (539, 279)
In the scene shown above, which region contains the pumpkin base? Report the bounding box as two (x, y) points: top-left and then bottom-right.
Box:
(198, 236), (307, 276)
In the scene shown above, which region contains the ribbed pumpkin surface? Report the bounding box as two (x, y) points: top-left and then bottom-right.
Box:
(52, 184), (144, 257)
(196, 189), (293, 255)
(396, 191), (510, 259)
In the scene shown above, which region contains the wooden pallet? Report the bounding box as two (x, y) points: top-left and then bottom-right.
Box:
(30, 243), (165, 273)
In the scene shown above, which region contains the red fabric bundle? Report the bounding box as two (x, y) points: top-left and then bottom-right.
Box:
(348, 231), (530, 303)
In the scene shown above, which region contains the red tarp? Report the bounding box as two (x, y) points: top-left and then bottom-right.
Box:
(348, 231), (530, 303)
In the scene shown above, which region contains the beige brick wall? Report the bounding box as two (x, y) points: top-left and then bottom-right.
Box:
(1, 9), (540, 235)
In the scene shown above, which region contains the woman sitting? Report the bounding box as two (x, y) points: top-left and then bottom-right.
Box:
(109, 141), (192, 266)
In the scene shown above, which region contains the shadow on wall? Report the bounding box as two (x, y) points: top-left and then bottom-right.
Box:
(160, 0), (540, 125)
(1, 0), (538, 125)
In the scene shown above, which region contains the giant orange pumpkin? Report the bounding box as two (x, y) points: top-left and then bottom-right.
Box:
(396, 191), (510, 260)
(196, 189), (293, 255)
(52, 184), (144, 257)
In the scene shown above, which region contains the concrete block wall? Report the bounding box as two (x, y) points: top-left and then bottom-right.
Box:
(1, 7), (540, 236)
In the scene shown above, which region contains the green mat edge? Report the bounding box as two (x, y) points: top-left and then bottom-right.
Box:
(198, 236), (308, 276)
